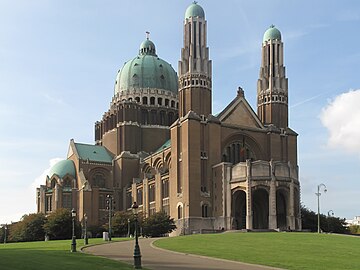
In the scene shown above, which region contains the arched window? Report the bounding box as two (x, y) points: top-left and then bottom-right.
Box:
(160, 111), (166, 125)
(51, 179), (57, 189)
(63, 178), (72, 188)
(177, 205), (182, 219)
(202, 204), (208, 218)
(142, 110), (149, 125)
(150, 97), (155, 105)
(92, 173), (105, 188)
(222, 138), (256, 164)
(142, 96), (148, 105)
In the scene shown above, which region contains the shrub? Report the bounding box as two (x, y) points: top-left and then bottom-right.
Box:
(142, 211), (176, 237)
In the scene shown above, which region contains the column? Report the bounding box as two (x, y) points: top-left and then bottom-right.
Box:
(245, 160), (253, 229)
(288, 180), (295, 230)
(269, 160), (277, 229)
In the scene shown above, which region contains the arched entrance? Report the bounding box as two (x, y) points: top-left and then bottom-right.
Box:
(252, 188), (269, 229)
(276, 189), (287, 230)
(232, 190), (246, 229)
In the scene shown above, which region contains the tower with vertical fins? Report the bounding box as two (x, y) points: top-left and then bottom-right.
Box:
(257, 25), (288, 128)
(178, 1), (212, 117)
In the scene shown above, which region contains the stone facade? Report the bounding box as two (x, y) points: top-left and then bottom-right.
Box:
(37, 3), (301, 235)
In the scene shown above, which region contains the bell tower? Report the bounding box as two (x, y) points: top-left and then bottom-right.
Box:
(178, 1), (212, 117)
(257, 25), (288, 128)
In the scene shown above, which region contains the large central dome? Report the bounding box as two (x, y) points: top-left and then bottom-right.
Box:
(114, 39), (178, 96)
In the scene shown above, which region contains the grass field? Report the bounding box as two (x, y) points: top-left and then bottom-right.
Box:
(154, 232), (360, 270)
(0, 238), (135, 270)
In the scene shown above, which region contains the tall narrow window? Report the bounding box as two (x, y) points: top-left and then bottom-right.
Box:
(137, 188), (143, 205)
(149, 184), (155, 202)
(177, 205), (182, 219)
(202, 204), (208, 218)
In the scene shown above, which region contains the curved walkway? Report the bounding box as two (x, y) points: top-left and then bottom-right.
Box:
(84, 238), (282, 270)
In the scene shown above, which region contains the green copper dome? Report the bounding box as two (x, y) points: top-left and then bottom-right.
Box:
(114, 39), (178, 95)
(48, 160), (76, 179)
(263, 25), (281, 43)
(185, 2), (205, 19)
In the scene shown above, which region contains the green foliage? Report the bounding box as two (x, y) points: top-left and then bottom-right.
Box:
(301, 205), (348, 233)
(0, 226), (4, 243)
(43, 208), (81, 240)
(142, 211), (176, 237)
(348, 225), (360, 234)
(112, 211), (133, 237)
(87, 225), (106, 238)
(6, 213), (46, 242)
(155, 232), (360, 270)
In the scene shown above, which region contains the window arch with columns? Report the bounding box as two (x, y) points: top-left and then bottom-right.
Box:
(221, 134), (263, 164)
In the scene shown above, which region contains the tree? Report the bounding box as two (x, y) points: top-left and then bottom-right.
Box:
(7, 213), (46, 242)
(301, 204), (348, 233)
(112, 211), (133, 237)
(142, 211), (176, 237)
(348, 225), (360, 234)
(44, 208), (80, 240)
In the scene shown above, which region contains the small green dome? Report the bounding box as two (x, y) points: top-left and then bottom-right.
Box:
(185, 2), (205, 19)
(114, 39), (178, 95)
(48, 160), (76, 179)
(139, 39), (156, 56)
(263, 25), (281, 43)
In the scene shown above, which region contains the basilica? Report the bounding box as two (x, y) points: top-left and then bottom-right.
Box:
(37, 2), (301, 235)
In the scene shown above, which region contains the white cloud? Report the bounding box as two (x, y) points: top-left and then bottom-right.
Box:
(30, 157), (63, 190)
(320, 89), (360, 154)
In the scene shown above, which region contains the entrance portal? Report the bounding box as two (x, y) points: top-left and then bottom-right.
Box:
(252, 188), (269, 229)
(276, 190), (287, 230)
(232, 190), (246, 229)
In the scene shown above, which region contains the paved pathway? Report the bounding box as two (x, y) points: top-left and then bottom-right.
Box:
(84, 238), (283, 270)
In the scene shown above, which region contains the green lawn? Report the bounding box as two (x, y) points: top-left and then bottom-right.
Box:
(154, 232), (360, 270)
(0, 238), (134, 270)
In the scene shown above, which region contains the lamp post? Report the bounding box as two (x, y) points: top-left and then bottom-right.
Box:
(106, 195), (113, 241)
(132, 202), (142, 269)
(327, 210), (334, 233)
(71, 208), (77, 252)
(127, 218), (130, 238)
(84, 213), (88, 245)
(4, 224), (8, 244)
(315, 183), (327, 233)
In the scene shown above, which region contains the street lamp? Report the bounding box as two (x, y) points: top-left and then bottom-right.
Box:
(315, 183), (327, 233)
(127, 218), (131, 238)
(84, 213), (88, 245)
(132, 202), (142, 269)
(4, 224), (8, 244)
(106, 195), (114, 241)
(327, 209), (334, 233)
(71, 208), (77, 252)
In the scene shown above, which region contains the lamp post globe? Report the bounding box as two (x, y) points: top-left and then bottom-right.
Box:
(316, 184), (327, 234)
(132, 202), (142, 269)
(71, 208), (77, 252)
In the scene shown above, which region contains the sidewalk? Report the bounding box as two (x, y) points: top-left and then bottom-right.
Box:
(84, 238), (283, 270)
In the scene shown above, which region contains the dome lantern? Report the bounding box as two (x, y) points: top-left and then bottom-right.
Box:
(185, 1), (205, 19)
(263, 25), (282, 43)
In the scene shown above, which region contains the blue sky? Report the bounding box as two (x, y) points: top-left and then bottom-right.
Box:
(1, 0), (359, 224)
